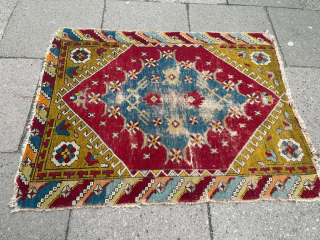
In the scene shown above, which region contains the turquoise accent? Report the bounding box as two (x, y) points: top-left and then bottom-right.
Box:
(285, 111), (292, 120)
(187, 33), (215, 43)
(63, 29), (81, 41)
(212, 177), (242, 200)
(237, 51), (247, 58)
(19, 181), (61, 209)
(102, 30), (117, 40)
(56, 120), (70, 136)
(229, 34), (254, 44)
(29, 135), (40, 150)
(271, 176), (298, 199)
(50, 47), (59, 58)
(143, 32), (170, 43)
(266, 149), (277, 162)
(147, 177), (180, 203)
(85, 179), (123, 206)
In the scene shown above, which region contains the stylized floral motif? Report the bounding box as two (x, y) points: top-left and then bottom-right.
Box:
(94, 184), (104, 196)
(148, 134), (161, 149)
(108, 106), (121, 119)
(247, 181), (257, 190)
(237, 51), (247, 58)
(275, 180), (285, 191)
(62, 32), (68, 38)
(88, 92), (101, 104)
(163, 67), (181, 85)
(265, 149), (277, 163)
(162, 50), (173, 59)
(256, 37), (264, 43)
(184, 76), (193, 83)
(42, 81), (50, 87)
(21, 157), (31, 167)
(250, 51), (271, 65)
(228, 106), (241, 118)
(124, 184), (132, 195)
(142, 92), (163, 107)
(185, 181), (196, 193)
(61, 185), (71, 198)
(201, 70), (213, 81)
(169, 148), (183, 163)
(223, 80), (235, 91)
(190, 134), (205, 148)
(304, 180), (315, 191)
(145, 58), (157, 67)
(247, 92), (260, 105)
(109, 81), (122, 92)
(127, 120), (140, 134)
(151, 75), (160, 82)
(51, 141), (80, 167)
(30, 128), (40, 136)
(47, 61), (54, 67)
(277, 138), (305, 162)
(128, 69), (139, 80)
(70, 48), (91, 64)
(218, 181), (228, 192)
(156, 182), (166, 193)
(210, 120), (224, 133)
(183, 90), (205, 109)
(180, 60), (192, 69)
(27, 187), (38, 199)
(189, 116), (198, 125)
(165, 115), (187, 136)
(153, 117), (162, 126)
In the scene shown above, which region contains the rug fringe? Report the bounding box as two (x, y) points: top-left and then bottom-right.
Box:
(11, 193), (320, 213)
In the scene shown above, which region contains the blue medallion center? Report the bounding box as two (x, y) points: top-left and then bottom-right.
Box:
(101, 52), (247, 151)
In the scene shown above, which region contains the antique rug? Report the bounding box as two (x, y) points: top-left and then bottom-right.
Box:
(11, 29), (320, 211)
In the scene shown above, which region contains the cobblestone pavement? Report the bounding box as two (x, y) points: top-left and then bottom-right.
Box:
(0, 0), (319, 239)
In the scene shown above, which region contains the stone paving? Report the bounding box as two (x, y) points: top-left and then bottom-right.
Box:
(0, 0), (319, 239)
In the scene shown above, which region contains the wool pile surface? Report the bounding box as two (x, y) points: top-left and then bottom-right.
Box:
(11, 29), (320, 211)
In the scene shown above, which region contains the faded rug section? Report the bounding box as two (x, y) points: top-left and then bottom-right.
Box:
(12, 29), (320, 210)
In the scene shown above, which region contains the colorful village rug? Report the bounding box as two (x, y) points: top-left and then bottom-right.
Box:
(11, 29), (320, 211)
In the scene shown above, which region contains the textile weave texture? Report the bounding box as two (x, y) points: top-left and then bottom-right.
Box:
(11, 29), (320, 211)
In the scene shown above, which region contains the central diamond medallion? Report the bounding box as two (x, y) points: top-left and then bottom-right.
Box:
(100, 47), (248, 155)
(64, 44), (278, 171)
